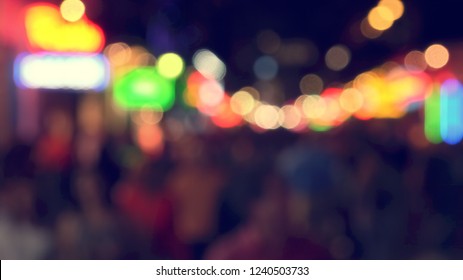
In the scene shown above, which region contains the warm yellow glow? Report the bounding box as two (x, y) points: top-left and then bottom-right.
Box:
(25, 3), (105, 52)
(280, 105), (302, 129)
(254, 104), (281, 130)
(325, 45), (351, 71)
(302, 95), (327, 119)
(230, 90), (256, 116)
(60, 0), (85, 22)
(339, 88), (364, 113)
(378, 0), (404, 20)
(424, 44), (449, 69)
(322, 97), (342, 124)
(299, 74), (324, 95)
(367, 6), (394, 31)
(404, 50), (427, 72)
(157, 53), (184, 79)
(104, 43), (132, 67)
(295, 95), (309, 110)
(352, 72), (382, 119)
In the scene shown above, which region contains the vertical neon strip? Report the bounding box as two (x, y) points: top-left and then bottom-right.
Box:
(440, 79), (463, 145)
(424, 83), (442, 143)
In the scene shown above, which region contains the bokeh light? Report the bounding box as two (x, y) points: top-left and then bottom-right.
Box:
(440, 79), (463, 144)
(60, 0), (86, 22)
(378, 0), (404, 20)
(104, 43), (132, 67)
(404, 50), (427, 72)
(210, 95), (243, 128)
(193, 49), (226, 80)
(230, 90), (256, 116)
(302, 95), (327, 119)
(319, 88), (346, 126)
(280, 105), (302, 130)
(325, 45), (351, 71)
(134, 124), (164, 156)
(131, 106), (164, 125)
(424, 84), (442, 144)
(184, 70), (207, 107)
(253, 55), (279, 80)
(254, 104), (281, 130)
(424, 44), (449, 69)
(198, 79), (225, 113)
(114, 67), (175, 111)
(367, 6), (394, 31)
(339, 88), (364, 113)
(299, 74), (324, 95)
(157, 53), (184, 79)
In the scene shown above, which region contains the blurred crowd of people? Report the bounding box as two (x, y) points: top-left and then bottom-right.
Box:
(1, 106), (463, 260)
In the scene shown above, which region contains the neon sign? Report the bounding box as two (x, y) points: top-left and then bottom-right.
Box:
(24, 3), (105, 53)
(14, 52), (109, 90)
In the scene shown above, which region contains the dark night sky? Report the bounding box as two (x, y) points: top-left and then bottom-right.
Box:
(97, 0), (463, 46)
(90, 0), (463, 93)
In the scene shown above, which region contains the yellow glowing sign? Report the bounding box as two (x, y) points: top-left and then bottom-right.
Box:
(24, 3), (105, 53)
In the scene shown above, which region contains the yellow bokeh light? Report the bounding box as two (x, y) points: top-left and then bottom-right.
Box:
(322, 97), (342, 124)
(367, 6), (394, 31)
(280, 105), (302, 129)
(157, 53), (184, 79)
(295, 94), (309, 109)
(424, 44), (449, 69)
(230, 90), (256, 116)
(302, 95), (327, 119)
(378, 0), (404, 20)
(60, 0), (85, 22)
(339, 88), (364, 113)
(254, 104), (281, 130)
(104, 42), (132, 67)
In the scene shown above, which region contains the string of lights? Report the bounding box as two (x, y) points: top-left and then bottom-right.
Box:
(12, 0), (462, 148)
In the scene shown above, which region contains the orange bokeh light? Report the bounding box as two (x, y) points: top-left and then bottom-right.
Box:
(210, 95), (243, 128)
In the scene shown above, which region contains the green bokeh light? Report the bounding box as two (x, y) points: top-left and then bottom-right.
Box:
(309, 124), (332, 132)
(424, 83), (442, 144)
(114, 67), (175, 111)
